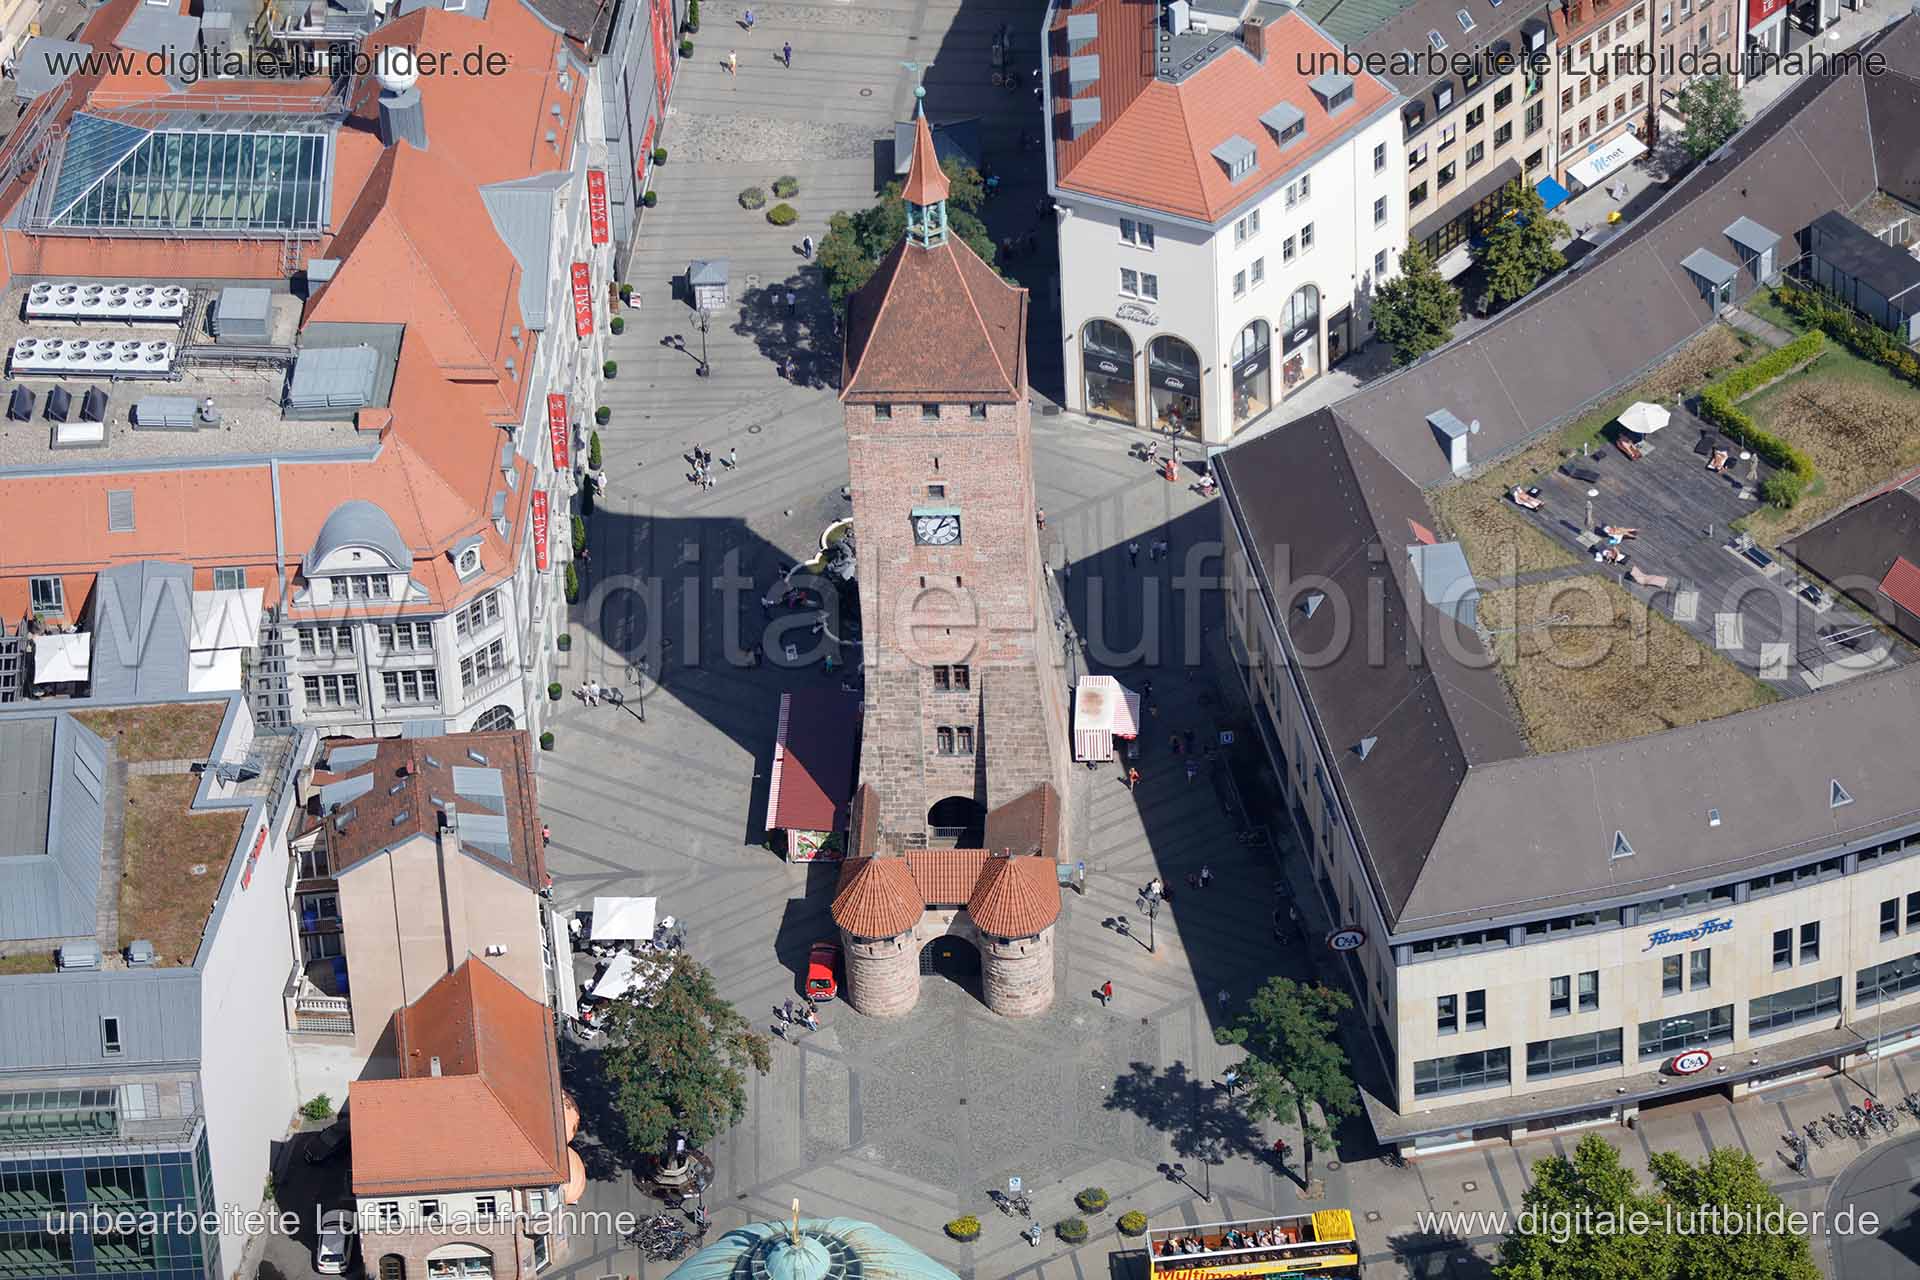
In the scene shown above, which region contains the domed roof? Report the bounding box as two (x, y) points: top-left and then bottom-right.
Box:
(830, 857), (923, 939)
(304, 499), (410, 573)
(967, 854), (1060, 938)
(666, 1218), (962, 1280)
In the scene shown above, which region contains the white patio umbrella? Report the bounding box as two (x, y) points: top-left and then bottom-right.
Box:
(1618, 401), (1671, 435)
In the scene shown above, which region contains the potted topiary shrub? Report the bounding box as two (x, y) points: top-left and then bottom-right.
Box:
(540, 731), (556, 750)
(685, 0), (699, 30)
(642, 190), (658, 208)
(565, 564), (580, 602)
(1117, 1211), (1148, 1237)
(603, 359), (618, 379)
(739, 186), (767, 210)
(1054, 1218), (1088, 1245)
(772, 175), (799, 198)
(944, 1216), (981, 1242)
(767, 203), (797, 226)
(571, 515), (588, 555)
(547, 681), (563, 701)
(589, 431), (603, 469)
(619, 282), (634, 302)
(610, 316), (625, 335)
(1074, 1188), (1110, 1215)
(594, 405), (611, 425)
(557, 632), (573, 651)
(652, 147), (668, 166)
(678, 37), (694, 57)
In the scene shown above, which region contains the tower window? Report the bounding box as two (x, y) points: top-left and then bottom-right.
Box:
(936, 727), (954, 753)
(955, 726), (974, 754)
(921, 404), (941, 420)
(968, 403), (987, 420)
(875, 405), (892, 420)
(927, 484), (946, 498)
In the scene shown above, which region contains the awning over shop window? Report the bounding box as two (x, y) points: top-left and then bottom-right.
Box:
(1565, 132), (1647, 189)
(1535, 176), (1570, 211)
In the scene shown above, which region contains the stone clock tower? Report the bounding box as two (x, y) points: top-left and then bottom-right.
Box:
(828, 92), (1072, 1017)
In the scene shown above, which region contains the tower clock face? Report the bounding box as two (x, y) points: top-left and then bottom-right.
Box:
(913, 513), (961, 545)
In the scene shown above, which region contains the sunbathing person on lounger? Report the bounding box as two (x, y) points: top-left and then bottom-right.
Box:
(1603, 525), (1640, 540)
(1596, 546), (1628, 564)
(1708, 449), (1729, 472)
(1627, 564), (1670, 588)
(1511, 487), (1544, 510)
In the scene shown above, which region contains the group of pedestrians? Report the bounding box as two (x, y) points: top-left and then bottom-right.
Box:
(729, 11), (794, 73)
(687, 443), (736, 490)
(575, 680), (624, 708)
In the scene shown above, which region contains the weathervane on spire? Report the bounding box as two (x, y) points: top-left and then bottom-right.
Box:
(901, 61), (933, 115)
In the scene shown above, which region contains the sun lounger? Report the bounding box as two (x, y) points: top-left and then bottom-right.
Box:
(1627, 565), (1669, 589)
(1707, 449), (1729, 472)
(1602, 525), (1639, 540)
(1510, 487), (1543, 510)
(1615, 437), (1642, 461)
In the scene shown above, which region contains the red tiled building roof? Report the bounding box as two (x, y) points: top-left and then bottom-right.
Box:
(350, 958), (569, 1196)
(1881, 555), (1920, 620)
(830, 856), (924, 938)
(967, 855), (1061, 938)
(767, 691), (862, 832)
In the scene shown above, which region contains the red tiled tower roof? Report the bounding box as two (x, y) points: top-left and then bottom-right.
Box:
(899, 107), (949, 206)
(967, 854), (1061, 938)
(831, 856), (925, 938)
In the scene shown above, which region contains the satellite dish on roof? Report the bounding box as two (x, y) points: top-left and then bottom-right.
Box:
(375, 45), (420, 94)
(1469, 419), (1481, 434)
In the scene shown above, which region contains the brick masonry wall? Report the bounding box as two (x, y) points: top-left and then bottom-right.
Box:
(357, 1213), (562, 1280)
(841, 930), (920, 1017)
(981, 927), (1055, 1017)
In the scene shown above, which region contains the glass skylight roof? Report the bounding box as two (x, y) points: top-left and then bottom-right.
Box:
(46, 112), (333, 234)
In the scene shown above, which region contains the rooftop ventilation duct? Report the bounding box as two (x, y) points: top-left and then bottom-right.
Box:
(1070, 96), (1102, 138)
(1068, 55), (1100, 94)
(375, 47), (428, 151)
(1067, 11), (1098, 49)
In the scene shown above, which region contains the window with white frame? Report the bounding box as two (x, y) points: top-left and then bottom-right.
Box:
(1119, 217), (1156, 248)
(1373, 141), (1387, 171)
(456, 545), (482, 578)
(1250, 257), (1265, 287)
(1119, 269), (1159, 300)
(1300, 223), (1314, 251)
(1374, 196), (1388, 225)
(1282, 234), (1296, 262)
(1283, 175), (1310, 206)
(1374, 248), (1389, 278)
(378, 621), (434, 651)
(454, 590), (502, 640)
(301, 674), (361, 708)
(1232, 270), (1247, 299)
(297, 625), (355, 657)
(331, 574), (391, 601)
(383, 669), (440, 705)
(460, 639), (508, 692)
(211, 567), (246, 591)
(1234, 209), (1261, 244)
(29, 576), (64, 617)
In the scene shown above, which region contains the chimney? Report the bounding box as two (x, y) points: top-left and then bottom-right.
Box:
(1243, 14), (1267, 61)
(429, 1055), (442, 1076)
(1426, 409), (1475, 476)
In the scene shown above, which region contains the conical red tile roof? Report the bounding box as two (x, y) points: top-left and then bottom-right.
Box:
(900, 109), (950, 206)
(831, 856), (924, 938)
(967, 855), (1061, 938)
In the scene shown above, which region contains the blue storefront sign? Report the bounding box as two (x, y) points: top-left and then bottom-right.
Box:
(1642, 916), (1734, 952)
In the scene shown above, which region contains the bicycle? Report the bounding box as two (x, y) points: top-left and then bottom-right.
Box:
(1237, 827), (1270, 846)
(1803, 1120), (1825, 1149)
(988, 1188), (1032, 1218)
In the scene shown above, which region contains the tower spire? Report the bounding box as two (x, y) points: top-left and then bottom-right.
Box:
(900, 77), (949, 248)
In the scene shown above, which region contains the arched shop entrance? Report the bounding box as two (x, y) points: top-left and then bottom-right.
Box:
(919, 934), (983, 982)
(1280, 286), (1321, 400)
(1080, 320), (1137, 424)
(1148, 335), (1202, 438)
(1231, 320), (1272, 430)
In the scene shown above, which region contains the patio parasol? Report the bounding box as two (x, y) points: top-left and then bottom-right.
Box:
(1618, 402), (1671, 435)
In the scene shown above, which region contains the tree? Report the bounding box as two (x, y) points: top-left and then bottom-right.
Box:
(1496, 1133), (1672, 1280)
(1371, 245), (1460, 365)
(1215, 978), (1358, 1185)
(594, 952), (771, 1154)
(1676, 74), (1746, 162)
(1478, 179), (1570, 310)
(817, 156), (999, 310)
(1647, 1146), (1820, 1280)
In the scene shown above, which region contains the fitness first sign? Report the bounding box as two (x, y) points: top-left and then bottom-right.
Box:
(1642, 916), (1733, 953)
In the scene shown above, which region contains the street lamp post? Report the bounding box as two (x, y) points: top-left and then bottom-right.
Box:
(696, 308), (711, 377)
(1585, 487), (1599, 533)
(632, 656), (649, 723)
(1169, 1159), (1212, 1204)
(1135, 894), (1159, 954)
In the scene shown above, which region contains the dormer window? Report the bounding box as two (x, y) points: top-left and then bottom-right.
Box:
(457, 546), (482, 578)
(1307, 72), (1354, 116)
(1428, 29), (1448, 50)
(1260, 102), (1306, 146)
(1435, 83), (1454, 111)
(1210, 134), (1258, 182)
(1457, 8), (1476, 31)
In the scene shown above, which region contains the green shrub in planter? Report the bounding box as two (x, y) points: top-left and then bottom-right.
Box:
(300, 1094), (334, 1122)
(652, 147), (668, 165)
(594, 405), (611, 425)
(766, 203), (798, 226)
(739, 186), (767, 210)
(772, 175), (799, 198)
(609, 316), (625, 335)
(548, 682), (563, 701)
(642, 190), (658, 208)
(571, 515), (588, 555)
(557, 632), (572, 651)
(603, 360), (618, 379)
(1074, 1188), (1109, 1214)
(1117, 1211), (1148, 1237)
(1054, 1218), (1089, 1245)
(686, 0), (699, 29)
(678, 37), (693, 56)
(944, 1216), (981, 1242)
(589, 431), (603, 469)
(618, 282), (634, 301)
(565, 564), (580, 602)
(540, 731), (556, 750)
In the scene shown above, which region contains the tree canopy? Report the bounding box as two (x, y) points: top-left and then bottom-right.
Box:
(1494, 1134), (1819, 1280)
(817, 156), (998, 310)
(1371, 245), (1461, 365)
(1215, 977), (1359, 1167)
(593, 952), (771, 1153)
(1677, 75), (1747, 162)
(1478, 178), (1570, 310)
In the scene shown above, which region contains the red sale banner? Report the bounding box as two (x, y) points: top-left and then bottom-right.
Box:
(546, 393), (569, 471)
(587, 170), (609, 244)
(571, 262), (592, 337)
(532, 491), (550, 571)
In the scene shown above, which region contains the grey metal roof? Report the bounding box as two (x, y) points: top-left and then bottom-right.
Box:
(316, 775), (376, 813)
(306, 258), (341, 283)
(1068, 55), (1100, 94)
(458, 811), (512, 862)
(91, 562), (192, 701)
(451, 765), (505, 811)
(1209, 134), (1258, 173)
(1425, 408), (1469, 440)
(1723, 215), (1781, 255)
(303, 499), (409, 573)
(324, 743), (378, 771)
(13, 39), (90, 101)
(1334, 23), (1903, 486)
(215, 286), (271, 324)
(1681, 247), (1740, 288)
(0, 715), (107, 944)
(1308, 70), (1353, 106)
(1807, 209), (1920, 299)
(688, 259), (730, 287)
(287, 344), (379, 412)
(1406, 540), (1479, 629)
(1070, 97), (1103, 132)
(1260, 101), (1305, 139)
(400, 719), (449, 737)
(114, 7), (199, 53)
(0, 969), (201, 1071)
(481, 174), (566, 331)
(1066, 11), (1097, 47)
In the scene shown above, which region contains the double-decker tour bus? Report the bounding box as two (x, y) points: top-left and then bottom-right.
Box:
(1146, 1209), (1361, 1280)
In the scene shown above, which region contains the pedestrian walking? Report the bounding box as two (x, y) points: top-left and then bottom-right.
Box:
(802, 1005), (819, 1032)
(1199, 863), (1213, 886)
(800, 233), (814, 257)
(1184, 729), (1196, 753)
(1128, 540), (1140, 567)
(1099, 980), (1113, 1007)
(1273, 1137), (1290, 1164)
(1126, 766), (1140, 792)
(1217, 988), (1231, 1010)
(727, 49), (738, 75)
(1145, 876), (1164, 901)
(1223, 1067), (1240, 1093)
(1185, 758), (1199, 784)
(782, 40), (792, 66)
(785, 289), (796, 314)
(728, 446), (738, 469)
(1036, 508), (1047, 530)
(742, 7), (754, 28)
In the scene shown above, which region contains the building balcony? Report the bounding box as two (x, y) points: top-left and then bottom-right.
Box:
(285, 963), (352, 1035)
